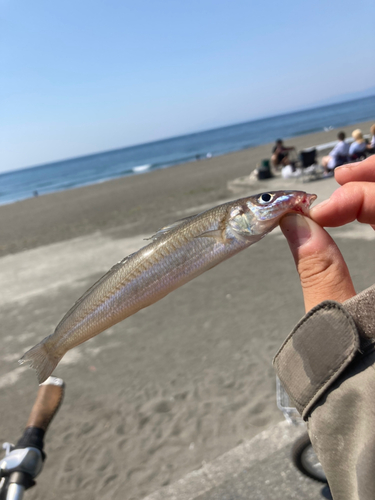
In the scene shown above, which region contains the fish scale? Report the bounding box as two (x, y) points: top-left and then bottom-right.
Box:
(20, 190), (316, 383)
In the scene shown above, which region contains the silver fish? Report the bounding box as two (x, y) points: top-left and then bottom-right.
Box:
(20, 190), (316, 383)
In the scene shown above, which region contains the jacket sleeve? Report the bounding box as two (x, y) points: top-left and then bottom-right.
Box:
(273, 285), (375, 500)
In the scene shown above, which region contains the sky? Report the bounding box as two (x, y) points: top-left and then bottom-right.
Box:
(1, 0), (374, 173)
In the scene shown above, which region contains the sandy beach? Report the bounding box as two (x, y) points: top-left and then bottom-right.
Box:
(0, 121), (374, 500)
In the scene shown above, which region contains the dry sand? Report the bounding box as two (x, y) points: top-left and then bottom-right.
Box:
(0, 121), (374, 500)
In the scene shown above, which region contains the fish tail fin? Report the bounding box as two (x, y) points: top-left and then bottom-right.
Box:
(19, 340), (62, 384)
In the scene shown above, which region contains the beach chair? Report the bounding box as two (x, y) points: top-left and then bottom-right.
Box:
(349, 151), (367, 162)
(299, 148), (321, 181)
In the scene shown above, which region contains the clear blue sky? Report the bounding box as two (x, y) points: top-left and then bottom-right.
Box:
(1, 0), (374, 173)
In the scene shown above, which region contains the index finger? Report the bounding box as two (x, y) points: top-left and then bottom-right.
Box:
(334, 155), (375, 185)
(310, 182), (375, 228)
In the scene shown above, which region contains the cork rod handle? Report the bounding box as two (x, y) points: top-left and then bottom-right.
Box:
(26, 377), (65, 432)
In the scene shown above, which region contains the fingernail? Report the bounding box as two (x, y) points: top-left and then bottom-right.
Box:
(335, 162), (356, 171)
(280, 214), (312, 247)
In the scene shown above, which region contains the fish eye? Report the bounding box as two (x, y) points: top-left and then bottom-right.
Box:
(258, 193), (274, 204)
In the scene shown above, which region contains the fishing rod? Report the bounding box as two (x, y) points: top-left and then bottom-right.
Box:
(0, 377), (65, 500)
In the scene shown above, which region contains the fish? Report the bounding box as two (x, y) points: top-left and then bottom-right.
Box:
(19, 190), (316, 383)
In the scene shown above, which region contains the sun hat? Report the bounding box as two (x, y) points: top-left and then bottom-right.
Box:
(352, 129), (364, 143)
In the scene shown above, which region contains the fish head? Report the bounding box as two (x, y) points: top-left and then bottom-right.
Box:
(227, 190), (317, 239)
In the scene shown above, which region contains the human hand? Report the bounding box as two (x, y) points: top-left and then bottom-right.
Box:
(280, 155), (375, 312)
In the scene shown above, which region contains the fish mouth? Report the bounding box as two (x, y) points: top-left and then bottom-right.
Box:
(293, 192), (317, 215)
(304, 192), (317, 208)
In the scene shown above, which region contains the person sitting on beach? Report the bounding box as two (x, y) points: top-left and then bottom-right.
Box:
(321, 131), (349, 173)
(366, 123), (375, 154)
(348, 129), (367, 160)
(271, 139), (295, 169)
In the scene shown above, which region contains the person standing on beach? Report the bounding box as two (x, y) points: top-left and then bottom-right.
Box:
(321, 131), (349, 173)
(271, 139), (295, 169)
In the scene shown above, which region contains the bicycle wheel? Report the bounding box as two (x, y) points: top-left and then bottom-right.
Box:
(291, 432), (327, 483)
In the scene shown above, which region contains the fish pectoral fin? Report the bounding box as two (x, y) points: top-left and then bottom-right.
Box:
(195, 229), (225, 243)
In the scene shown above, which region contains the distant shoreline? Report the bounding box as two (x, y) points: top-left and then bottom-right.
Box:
(3, 93), (375, 177)
(0, 123), (368, 207)
(1, 95), (374, 206)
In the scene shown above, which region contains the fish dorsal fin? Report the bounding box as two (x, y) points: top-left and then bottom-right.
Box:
(55, 253), (136, 330)
(146, 214), (199, 241)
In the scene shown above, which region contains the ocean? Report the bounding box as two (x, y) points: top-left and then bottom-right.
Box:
(1, 95), (374, 206)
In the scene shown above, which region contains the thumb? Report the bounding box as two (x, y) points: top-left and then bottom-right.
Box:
(280, 214), (356, 312)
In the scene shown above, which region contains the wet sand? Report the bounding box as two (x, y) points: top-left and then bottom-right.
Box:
(0, 121), (374, 500)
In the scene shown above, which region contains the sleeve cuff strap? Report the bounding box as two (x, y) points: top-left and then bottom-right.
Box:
(273, 301), (360, 419)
